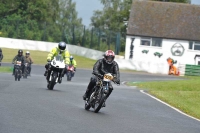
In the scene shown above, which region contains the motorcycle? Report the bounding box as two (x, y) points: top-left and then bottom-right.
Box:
(66, 65), (74, 81)
(23, 62), (30, 78)
(14, 61), (22, 81)
(46, 55), (65, 90)
(84, 73), (120, 113)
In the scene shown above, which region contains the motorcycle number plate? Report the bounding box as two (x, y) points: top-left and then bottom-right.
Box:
(103, 75), (113, 81)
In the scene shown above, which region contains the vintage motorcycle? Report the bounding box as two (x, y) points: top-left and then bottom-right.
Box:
(66, 65), (74, 81)
(84, 73), (120, 113)
(23, 62), (30, 78)
(14, 61), (22, 81)
(46, 55), (65, 90)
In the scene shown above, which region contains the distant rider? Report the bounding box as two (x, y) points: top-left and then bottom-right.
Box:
(44, 42), (70, 83)
(67, 55), (77, 77)
(25, 51), (33, 75)
(12, 49), (25, 75)
(83, 50), (120, 107)
(0, 48), (3, 66)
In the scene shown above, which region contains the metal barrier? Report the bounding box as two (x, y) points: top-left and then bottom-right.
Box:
(185, 64), (200, 76)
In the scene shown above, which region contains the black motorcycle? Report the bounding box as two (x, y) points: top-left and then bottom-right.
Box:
(23, 62), (30, 78)
(46, 55), (65, 90)
(84, 73), (120, 113)
(14, 61), (22, 81)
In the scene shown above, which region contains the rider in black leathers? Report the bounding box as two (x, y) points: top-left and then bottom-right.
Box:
(12, 49), (25, 75)
(83, 50), (120, 106)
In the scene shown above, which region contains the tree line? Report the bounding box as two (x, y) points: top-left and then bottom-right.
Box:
(0, 0), (189, 54)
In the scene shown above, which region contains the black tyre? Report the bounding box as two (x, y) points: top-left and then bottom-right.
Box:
(15, 70), (18, 81)
(15, 75), (17, 81)
(94, 94), (106, 113)
(67, 72), (71, 81)
(48, 72), (57, 90)
(23, 68), (27, 78)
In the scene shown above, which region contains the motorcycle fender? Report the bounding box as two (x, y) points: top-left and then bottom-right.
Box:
(49, 75), (52, 81)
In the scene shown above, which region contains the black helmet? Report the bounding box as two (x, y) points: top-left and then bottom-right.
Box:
(0, 48), (2, 52)
(58, 42), (66, 51)
(18, 49), (23, 56)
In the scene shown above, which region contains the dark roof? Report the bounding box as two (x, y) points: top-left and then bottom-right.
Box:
(127, 1), (200, 41)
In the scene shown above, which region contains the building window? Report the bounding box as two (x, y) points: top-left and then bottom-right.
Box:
(194, 42), (200, 50)
(152, 38), (162, 47)
(140, 37), (162, 47)
(189, 41), (200, 51)
(189, 41), (193, 49)
(141, 38), (151, 46)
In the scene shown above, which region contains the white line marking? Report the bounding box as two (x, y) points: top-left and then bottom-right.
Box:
(140, 90), (200, 122)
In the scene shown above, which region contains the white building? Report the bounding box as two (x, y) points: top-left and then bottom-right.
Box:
(124, 1), (200, 74)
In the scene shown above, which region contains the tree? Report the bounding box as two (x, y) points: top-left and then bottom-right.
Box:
(0, 0), (83, 43)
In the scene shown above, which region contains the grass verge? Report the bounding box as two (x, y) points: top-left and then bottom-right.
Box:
(126, 76), (200, 120)
(0, 47), (140, 73)
(0, 66), (12, 73)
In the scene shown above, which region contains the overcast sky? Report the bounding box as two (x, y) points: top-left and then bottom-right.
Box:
(72, 0), (103, 27)
(73, 0), (200, 27)
(191, 0), (200, 5)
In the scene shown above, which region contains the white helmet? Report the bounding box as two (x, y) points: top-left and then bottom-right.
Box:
(26, 51), (30, 55)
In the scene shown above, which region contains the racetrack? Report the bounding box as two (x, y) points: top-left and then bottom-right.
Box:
(0, 64), (199, 133)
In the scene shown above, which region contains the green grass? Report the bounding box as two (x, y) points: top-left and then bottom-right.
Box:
(0, 66), (12, 73)
(1, 48), (96, 69)
(126, 76), (200, 120)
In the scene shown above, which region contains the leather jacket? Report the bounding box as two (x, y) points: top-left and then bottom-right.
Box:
(92, 58), (120, 81)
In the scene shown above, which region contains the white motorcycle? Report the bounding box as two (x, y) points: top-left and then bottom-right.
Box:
(46, 55), (65, 90)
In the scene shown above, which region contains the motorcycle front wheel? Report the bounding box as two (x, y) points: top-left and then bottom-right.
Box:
(67, 71), (71, 81)
(94, 94), (106, 113)
(48, 72), (57, 90)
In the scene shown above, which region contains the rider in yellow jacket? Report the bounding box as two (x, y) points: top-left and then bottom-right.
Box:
(44, 42), (70, 83)
(68, 55), (77, 77)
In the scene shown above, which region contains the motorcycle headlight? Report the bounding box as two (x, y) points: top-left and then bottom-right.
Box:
(104, 88), (108, 94)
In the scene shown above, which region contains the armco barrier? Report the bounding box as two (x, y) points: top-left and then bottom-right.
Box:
(0, 37), (104, 60)
(0, 37), (172, 74)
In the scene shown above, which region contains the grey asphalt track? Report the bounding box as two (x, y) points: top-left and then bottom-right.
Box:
(0, 64), (199, 133)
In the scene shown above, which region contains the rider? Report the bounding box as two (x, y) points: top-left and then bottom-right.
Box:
(82, 50), (120, 106)
(0, 48), (3, 66)
(12, 49), (25, 75)
(44, 42), (70, 83)
(68, 55), (77, 77)
(25, 51), (33, 75)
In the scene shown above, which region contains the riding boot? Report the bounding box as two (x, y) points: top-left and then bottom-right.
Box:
(44, 70), (48, 76)
(83, 81), (94, 100)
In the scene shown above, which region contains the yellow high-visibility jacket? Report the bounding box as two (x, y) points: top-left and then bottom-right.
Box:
(69, 59), (77, 68)
(47, 47), (70, 64)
